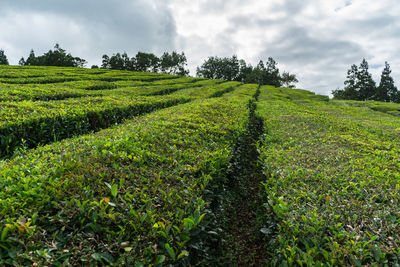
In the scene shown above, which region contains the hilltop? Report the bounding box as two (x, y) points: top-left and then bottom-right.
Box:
(0, 65), (399, 265)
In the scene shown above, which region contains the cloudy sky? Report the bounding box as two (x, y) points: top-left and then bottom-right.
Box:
(0, 0), (399, 95)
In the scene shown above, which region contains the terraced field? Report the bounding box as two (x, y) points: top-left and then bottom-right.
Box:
(0, 65), (399, 265)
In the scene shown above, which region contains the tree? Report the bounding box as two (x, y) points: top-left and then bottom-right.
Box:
(244, 62), (265, 84)
(196, 56), (221, 79)
(134, 52), (159, 72)
(376, 62), (398, 102)
(196, 55), (241, 81)
(333, 64), (359, 100)
(332, 88), (347, 99)
(196, 55), (297, 86)
(101, 55), (110, 69)
(357, 58), (376, 100)
(25, 49), (37, 66)
(160, 51), (189, 76)
(236, 59), (253, 82)
(281, 71), (298, 88)
(22, 44), (87, 67)
(108, 53), (125, 70)
(121, 52), (134, 71)
(264, 57), (281, 87)
(0, 49), (9, 65)
(19, 57), (26, 66)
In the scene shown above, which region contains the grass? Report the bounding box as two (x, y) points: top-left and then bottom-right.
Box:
(257, 86), (400, 265)
(0, 65), (256, 265)
(0, 65), (400, 265)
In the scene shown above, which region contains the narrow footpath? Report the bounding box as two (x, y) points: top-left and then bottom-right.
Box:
(224, 89), (269, 265)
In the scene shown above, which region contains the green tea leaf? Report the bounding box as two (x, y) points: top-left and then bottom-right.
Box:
(111, 184), (118, 197)
(164, 243), (176, 261)
(1, 227), (9, 242)
(155, 255), (166, 265)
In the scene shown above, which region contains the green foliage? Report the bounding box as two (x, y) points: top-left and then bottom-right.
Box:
(101, 51), (190, 75)
(159, 51), (189, 76)
(257, 86), (400, 265)
(376, 62), (398, 102)
(333, 59), (398, 102)
(1, 64), (399, 265)
(22, 44), (87, 67)
(196, 55), (241, 81)
(357, 59), (376, 100)
(0, 65), (256, 265)
(0, 49), (9, 65)
(197, 55), (297, 88)
(280, 71), (299, 88)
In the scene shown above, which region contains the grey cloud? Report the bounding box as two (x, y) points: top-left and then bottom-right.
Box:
(260, 27), (366, 94)
(198, 0), (248, 14)
(263, 27), (364, 65)
(0, 0), (177, 65)
(1, 0), (399, 96)
(335, 0), (353, 12)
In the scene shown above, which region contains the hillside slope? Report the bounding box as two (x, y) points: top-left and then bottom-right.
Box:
(0, 66), (399, 265)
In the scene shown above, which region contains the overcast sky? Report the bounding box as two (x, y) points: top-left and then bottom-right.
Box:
(0, 0), (399, 95)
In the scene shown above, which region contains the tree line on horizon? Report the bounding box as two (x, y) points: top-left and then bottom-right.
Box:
(196, 55), (298, 88)
(19, 44), (87, 68)
(100, 51), (189, 76)
(333, 59), (399, 103)
(0, 45), (299, 88)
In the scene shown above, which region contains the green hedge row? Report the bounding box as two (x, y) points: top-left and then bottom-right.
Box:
(0, 78), (216, 102)
(256, 86), (400, 265)
(171, 81), (241, 99)
(0, 84), (258, 265)
(0, 95), (189, 158)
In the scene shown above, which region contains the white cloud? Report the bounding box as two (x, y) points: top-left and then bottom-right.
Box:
(0, 0), (177, 66)
(0, 0), (399, 95)
(169, 0), (400, 95)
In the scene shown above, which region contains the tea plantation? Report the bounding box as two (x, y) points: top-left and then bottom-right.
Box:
(0, 65), (399, 265)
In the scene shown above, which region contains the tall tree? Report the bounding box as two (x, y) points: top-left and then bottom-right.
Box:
(108, 53), (125, 70)
(22, 45), (86, 67)
(19, 57), (26, 66)
(281, 71), (298, 88)
(134, 52), (159, 72)
(343, 64), (360, 99)
(357, 58), (376, 100)
(101, 55), (110, 69)
(244, 63), (264, 84)
(25, 50), (37, 66)
(196, 56), (221, 79)
(121, 52), (134, 71)
(196, 55), (240, 80)
(236, 59), (253, 82)
(265, 57), (281, 87)
(160, 51), (189, 76)
(376, 62), (398, 102)
(0, 49), (9, 65)
(332, 63), (361, 100)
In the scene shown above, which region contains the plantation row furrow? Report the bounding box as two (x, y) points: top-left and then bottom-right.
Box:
(0, 75), (179, 84)
(0, 65), (170, 79)
(194, 85), (272, 265)
(255, 86), (400, 265)
(0, 84), (258, 266)
(170, 81), (241, 99)
(0, 78), (217, 102)
(0, 67), (175, 84)
(82, 77), (204, 90)
(0, 95), (190, 158)
(0, 80), (240, 158)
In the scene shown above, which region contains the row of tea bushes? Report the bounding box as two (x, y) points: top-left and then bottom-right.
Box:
(0, 78), (218, 102)
(256, 86), (400, 265)
(0, 84), (258, 265)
